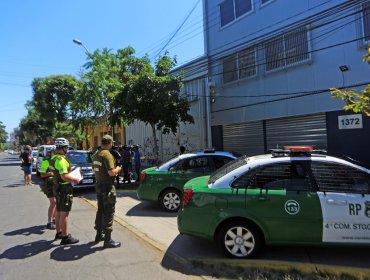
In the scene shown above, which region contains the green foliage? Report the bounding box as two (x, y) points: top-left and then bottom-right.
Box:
(53, 122), (83, 149)
(17, 104), (52, 146)
(0, 121), (7, 144)
(31, 75), (80, 125)
(0, 121), (8, 151)
(17, 47), (193, 155)
(331, 47), (370, 116)
(123, 52), (194, 134)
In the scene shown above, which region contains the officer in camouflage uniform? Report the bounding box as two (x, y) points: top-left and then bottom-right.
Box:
(39, 145), (57, 230)
(92, 134), (122, 248)
(49, 138), (81, 245)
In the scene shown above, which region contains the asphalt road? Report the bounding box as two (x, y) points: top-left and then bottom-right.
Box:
(0, 153), (200, 280)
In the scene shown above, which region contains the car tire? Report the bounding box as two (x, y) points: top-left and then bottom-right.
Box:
(160, 189), (182, 212)
(218, 221), (262, 259)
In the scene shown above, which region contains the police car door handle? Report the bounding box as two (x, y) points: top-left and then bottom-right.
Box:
(258, 196), (269, 201)
(326, 199), (347, 206)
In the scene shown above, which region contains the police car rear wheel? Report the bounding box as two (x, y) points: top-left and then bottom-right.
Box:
(219, 221), (261, 259)
(160, 189), (181, 212)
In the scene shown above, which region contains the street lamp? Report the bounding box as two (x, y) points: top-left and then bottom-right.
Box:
(72, 39), (91, 55)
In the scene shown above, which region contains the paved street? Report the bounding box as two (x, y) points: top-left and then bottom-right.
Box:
(2, 152), (370, 279)
(0, 153), (200, 280)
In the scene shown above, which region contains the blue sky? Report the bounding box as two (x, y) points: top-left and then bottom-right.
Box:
(0, 0), (204, 136)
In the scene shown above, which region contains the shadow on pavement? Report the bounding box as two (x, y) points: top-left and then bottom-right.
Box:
(50, 241), (103, 261)
(161, 234), (370, 277)
(3, 183), (27, 188)
(116, 191), (139, 200)
(0, 162), (22, 167)
(4, 225), (46, 236)
(126, 201), (177, 218)
(0, 240), (56, 260)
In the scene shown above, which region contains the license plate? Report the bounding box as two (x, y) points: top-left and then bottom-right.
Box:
(82, 179), (94, 184)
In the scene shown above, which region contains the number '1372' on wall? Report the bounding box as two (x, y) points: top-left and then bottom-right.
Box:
(338, 114), (363, 130)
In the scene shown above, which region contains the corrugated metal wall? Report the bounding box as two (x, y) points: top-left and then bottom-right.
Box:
(265, 113), (327, 150)
(223, 121), (265, 156)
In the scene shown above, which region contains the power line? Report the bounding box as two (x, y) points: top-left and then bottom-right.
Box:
(151, 0), (201, 60)
(176, 2), (369, 80)
(142, 0), (337, 62)
(210, 81), (370, 113)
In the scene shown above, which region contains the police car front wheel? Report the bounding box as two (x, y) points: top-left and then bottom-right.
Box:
(218, 221), (262, 259)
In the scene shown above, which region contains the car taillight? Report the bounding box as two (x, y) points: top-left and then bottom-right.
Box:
(182, 189), (193, 207)
(139, 172), (147, 184)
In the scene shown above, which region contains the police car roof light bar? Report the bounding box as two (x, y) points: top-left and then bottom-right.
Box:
(269, 146), (326, 157)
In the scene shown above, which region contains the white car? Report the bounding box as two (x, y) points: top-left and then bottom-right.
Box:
(32, 150), (38, 171)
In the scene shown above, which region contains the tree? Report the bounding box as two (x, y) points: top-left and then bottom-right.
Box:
(121, 53), (194, 163)
(31, 75), (80, 131)
(331, 47), (370, 116)
(72, 47), (149, 148)
(17, 102), (52, 146)
(77, 48), (124, 130)
(0, 121), (8, 150)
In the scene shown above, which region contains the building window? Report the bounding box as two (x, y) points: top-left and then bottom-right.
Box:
(220, 0), (253, 27)
(183, 81), (199, 102)
(239, 48), (256, 79)
(363, 2), (370, 42)
(223, 47), (256, 84)
(223, 55), (238, 83)
(264, 27), (310, 72)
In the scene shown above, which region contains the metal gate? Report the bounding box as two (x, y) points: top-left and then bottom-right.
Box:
(265, 113), (327, 150)
(223, 121), (265, 156)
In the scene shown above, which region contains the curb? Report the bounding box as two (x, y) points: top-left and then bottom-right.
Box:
(80, 197), (209, 279)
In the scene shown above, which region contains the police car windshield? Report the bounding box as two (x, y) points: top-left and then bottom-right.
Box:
(209, 155), (248, 183)
(66, 151), (92, 164)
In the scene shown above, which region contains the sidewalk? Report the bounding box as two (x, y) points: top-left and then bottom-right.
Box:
(80, 188), (370, 279)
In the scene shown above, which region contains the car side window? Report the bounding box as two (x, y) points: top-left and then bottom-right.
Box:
(232, 172), (252, 189)
(172, 157), (210, 172)
(310, 162), (370, 194)
(213, 156), (234, 170)
(248, 162), (312, 191)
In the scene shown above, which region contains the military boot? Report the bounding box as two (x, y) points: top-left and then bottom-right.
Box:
(94, 232), (105, 244)
(103, 232), (121, 249)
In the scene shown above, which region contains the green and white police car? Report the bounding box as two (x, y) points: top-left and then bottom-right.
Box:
(137, 150), (236, 212)
(177, 146), (370, 258)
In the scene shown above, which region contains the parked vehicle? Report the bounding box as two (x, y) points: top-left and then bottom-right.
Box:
(65, 150), (95, 189)
(177, 146), (370, 259)
(31, 150), (38, 171)
(36, 145), (56, 175)
(137, 150), (237, 212)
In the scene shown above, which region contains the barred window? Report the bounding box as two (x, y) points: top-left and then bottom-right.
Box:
(182, 82), (198, 102)
(223, 47), (256, 84)
(239, 47), (257, 79)
(223, 55), (238, 83)
(265, 27), (310, 72)
(362, 2), (370, 42)
(220, 0), (253, 27)
(248, 162), (312, 191)
(311, 162), (370, 194)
